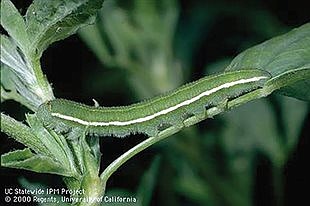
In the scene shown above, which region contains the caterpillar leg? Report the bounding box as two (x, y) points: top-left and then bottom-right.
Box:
(206, 99), (228, 118)
(183, 106), (207, 127)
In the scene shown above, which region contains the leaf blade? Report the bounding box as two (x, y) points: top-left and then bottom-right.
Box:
(25, 0), (104, 57)
(1, 148), (74, 176)
(0, 113), (49, 155)
(1, 0), (30, 51)
(226, 23), (310, 101)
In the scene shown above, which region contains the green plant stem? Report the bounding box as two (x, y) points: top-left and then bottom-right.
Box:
(79, 175), (105, 206)
(67, 135), (105, 206)
(100, 126), (181, 183)
(30, 57), (54, 102)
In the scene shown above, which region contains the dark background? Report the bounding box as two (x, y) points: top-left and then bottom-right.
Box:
(1, 0), (309, 205)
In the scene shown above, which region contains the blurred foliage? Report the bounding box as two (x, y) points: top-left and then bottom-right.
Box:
(79, 0), (183, 99)
(1, 0), (309, 206)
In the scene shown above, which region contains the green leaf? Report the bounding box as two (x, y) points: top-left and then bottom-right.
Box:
(0, 113), (49, 155)
(2, 148), (34, 163)
(0, 35), (29, 76)
(25, 0), (104, 57)
(0, 35), (48, 109)
(1, 65), (15, 92)
(1, 113), (79, 177)
(1, 148), (73, 176)
(1, 64), (34, 110)
(26, 114), (77, 172)
(0, 0), (30, 52)
(1, 1), (55, 108)
(226, 23), (310, 101)
(264, 66), (310, 101)
(85, 136), (101, 170)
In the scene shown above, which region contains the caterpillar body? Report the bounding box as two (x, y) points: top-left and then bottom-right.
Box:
(37, 69), (270, 137)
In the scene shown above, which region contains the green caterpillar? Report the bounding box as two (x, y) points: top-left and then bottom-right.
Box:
(37, 69), (270, 137)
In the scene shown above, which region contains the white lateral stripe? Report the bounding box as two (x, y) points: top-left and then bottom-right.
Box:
(51, 76), (267, 126)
